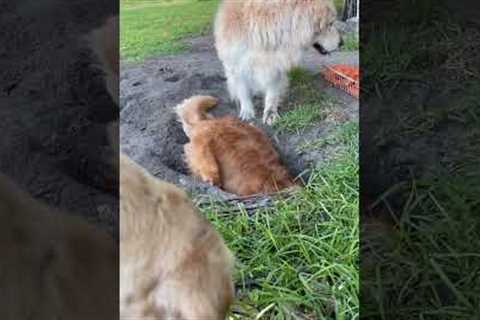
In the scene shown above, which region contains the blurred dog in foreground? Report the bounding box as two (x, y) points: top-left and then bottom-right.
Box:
(119, 153), (234, 319)
(176, 95), (299, 196)
(89, 16), (235, 319)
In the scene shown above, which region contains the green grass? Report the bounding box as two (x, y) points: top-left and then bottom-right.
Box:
(198, 64), (358, 319)
(120, 0), (349, 61)
(120, 0), (219, 61)
(362, 85), (480, 319)
(273, 103), (329, 134)
(298, 121), (358, 153)
(361, 2), (480, 318)
(361, 1), (475, 98)
(203, 126), (359, 319)
(362, 174), (480, 319)
(341, 33), (359, 51)
(334, 0), (345, 12)
(273, 68), (336, 134)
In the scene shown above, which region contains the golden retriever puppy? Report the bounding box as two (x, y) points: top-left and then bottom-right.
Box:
(0, 173), (118, 320)
(176, 95), (299, 196)
(119, 154), (235, 319)
(214, 0), (343, 124)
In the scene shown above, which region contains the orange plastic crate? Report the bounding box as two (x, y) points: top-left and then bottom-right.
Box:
(321, 64), (359, 98)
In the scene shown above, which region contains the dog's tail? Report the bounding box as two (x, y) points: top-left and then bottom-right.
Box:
(176, 95), (218, 138)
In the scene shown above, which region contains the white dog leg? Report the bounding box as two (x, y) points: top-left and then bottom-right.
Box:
(226, 70), (255, 121)
(236, 82), (255, 121)
(263, 75), (288, 125)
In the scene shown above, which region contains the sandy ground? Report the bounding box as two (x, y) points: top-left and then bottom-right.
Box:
(0, 0), (118, 235)
(120, 32), (359, 200)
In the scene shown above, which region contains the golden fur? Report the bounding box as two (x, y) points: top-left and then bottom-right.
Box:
(214, 0), (341, 124)
(0, 174), (118, 320)
(176, 95), (299, 196)
(119, 154), (234, 319)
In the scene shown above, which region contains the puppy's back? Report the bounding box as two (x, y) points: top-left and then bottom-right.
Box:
(189, 117), (296, 196)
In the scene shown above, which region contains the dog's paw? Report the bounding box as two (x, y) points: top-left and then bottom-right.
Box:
(203, 174), (222, 188)
(239, 108), (255, 121)
(263, 110), (279, 125)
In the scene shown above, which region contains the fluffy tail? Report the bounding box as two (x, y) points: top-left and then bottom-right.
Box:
(176, 95), (218, 138)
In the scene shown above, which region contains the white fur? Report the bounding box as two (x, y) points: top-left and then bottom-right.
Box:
(214, 0), (341, 124)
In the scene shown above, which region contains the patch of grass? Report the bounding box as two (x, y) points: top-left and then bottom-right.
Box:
(334, 0), (345, 12)
(361, 2), (476, 98)
(289, 67), (318, 87)
(273, 103), (329, 134)
(341, 32), (359, 51)
(273, 68), (337, 134)
(298, 121), (358, 152)
(361, 3), (480, 318)
(287, 67), (332, 105)
(202, 131), (359, 319)
(120, 0), (219, 61)
(362, 173), (480, 319)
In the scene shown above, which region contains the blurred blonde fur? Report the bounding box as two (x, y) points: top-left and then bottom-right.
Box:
(88, 15), (235, 320)
(119, 154), (234, 319)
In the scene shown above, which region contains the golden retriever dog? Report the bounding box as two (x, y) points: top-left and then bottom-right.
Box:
(119, 154), (235, 319)
(214, 0), (343, 124)
(88, 15), (235, 320)
(176, 95), (299, 196)
(0, 173), (118, 320)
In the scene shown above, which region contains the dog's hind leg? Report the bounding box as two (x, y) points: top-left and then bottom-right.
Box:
(185, 142), (221, 188)
(263, 73), (288, 125)
(226, 69), (255, 121)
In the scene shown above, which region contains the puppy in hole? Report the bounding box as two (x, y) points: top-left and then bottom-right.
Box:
(176, 95), (301, 196)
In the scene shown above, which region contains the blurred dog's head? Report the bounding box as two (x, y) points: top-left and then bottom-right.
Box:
(312, 3), (343, 55)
